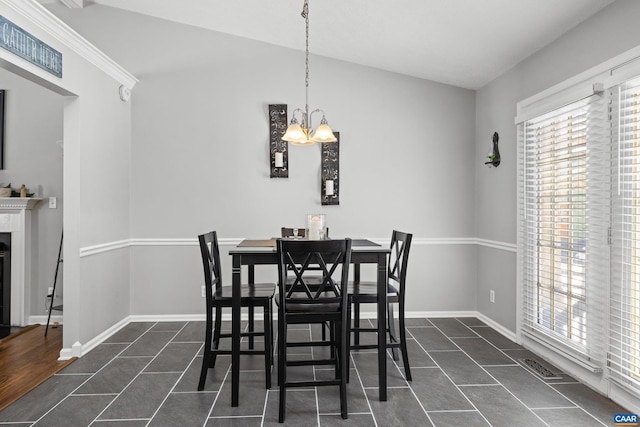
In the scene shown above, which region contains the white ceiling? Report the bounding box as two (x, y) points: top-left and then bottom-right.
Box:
(47, 0), (616, 89)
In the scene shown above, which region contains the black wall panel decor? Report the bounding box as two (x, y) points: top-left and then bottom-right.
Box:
(269, 104), (288, 178)
(321, 132), (339, 205)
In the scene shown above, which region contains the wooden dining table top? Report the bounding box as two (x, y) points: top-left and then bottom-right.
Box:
(236, 238), (381, 248)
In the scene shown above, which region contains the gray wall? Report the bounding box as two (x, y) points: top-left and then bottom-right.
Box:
(0, 68), (63, 319)
(0, 0), (134, 352)
(475, 0), (640, 330)
(50, 4), (478, 317)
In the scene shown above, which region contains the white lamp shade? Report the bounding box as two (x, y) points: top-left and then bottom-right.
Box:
(311, 123), (337, 143)
(291, 139), (316, 146)
(282, 123), (307, 143)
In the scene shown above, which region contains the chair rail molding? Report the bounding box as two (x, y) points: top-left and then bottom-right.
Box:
(80, 237), (517, 257)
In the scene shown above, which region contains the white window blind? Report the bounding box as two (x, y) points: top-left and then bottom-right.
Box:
(609, 76), (640, 391)
(519, 94), (608, 367)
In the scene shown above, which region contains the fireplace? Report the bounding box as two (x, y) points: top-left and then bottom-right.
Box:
(0, 233), (10, 338)
(0, 197), (42, 327)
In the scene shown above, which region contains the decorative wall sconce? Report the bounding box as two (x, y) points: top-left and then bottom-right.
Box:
(485, 131), (501, 168)
(321, 132), (339, 205)
(269, 104), (289, 178)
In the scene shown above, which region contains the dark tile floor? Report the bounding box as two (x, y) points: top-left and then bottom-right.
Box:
(0, 317), (628, 426)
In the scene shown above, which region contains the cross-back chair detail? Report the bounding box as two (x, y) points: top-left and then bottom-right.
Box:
(276, 238), (352, 422)
(349, 230), (413, 381)
(197, 231), (275, 391)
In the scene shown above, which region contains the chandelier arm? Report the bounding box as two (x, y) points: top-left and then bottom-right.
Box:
(309, 109), (325, 128)
(290, 108), (304, 121)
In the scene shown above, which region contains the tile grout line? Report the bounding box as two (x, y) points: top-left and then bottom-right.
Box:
(31, 322), (158, 426)
(91, 322), (191, 426)
(453, 320), (607, 426)
(405, 323), (492, 426)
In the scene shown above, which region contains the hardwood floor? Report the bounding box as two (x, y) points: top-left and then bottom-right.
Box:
(0, 324), (75, 411)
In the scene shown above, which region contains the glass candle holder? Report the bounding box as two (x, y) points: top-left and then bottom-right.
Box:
(305, 214), (326, 240)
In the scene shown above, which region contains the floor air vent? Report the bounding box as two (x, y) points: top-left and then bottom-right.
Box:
(519, 358), (563, 379)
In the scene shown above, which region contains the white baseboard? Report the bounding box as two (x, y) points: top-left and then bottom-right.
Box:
(126, 310), (480, 322)
(59, 310), (495, 358)
(29, 315), (63, 325)
(475, 312), (517, 342)
(129, 314), (206, 322)
(58, 316), (131, 360)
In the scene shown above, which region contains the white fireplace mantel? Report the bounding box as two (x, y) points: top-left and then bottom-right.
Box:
(0, 198), (42, 326)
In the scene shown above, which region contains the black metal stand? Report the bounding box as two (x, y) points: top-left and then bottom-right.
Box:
(45, 231), (63, 337)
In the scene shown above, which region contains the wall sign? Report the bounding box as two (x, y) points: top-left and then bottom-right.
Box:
(0, 16), (62, 78)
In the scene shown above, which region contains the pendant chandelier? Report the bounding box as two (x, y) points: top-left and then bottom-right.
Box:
(281, 0), (337, 146)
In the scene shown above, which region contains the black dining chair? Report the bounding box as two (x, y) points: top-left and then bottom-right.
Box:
(349, 230), (413, 381)
(276, 238), (352, 422)
(197, 231), (275, 391)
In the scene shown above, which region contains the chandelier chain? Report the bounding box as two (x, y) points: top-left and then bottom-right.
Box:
(303, 0), (309, 91)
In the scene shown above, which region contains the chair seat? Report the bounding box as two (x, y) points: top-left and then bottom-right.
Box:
(275, 293), (341, 313)
(348, 281), (399, 299)
(213, 283), (275, 301)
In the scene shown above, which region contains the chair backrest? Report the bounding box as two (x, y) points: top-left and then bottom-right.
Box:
(276, 238), (352, 314)
(198, 231), (223, 306)
(281, 227), (306, 238)
(389, 230), (412, 298)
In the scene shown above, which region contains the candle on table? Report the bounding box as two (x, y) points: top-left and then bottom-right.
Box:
(309, 215), (321, 240)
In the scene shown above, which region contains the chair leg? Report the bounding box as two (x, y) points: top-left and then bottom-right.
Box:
(278, 311), (287, 423)
(398, 302), (412, 381)
(336, 322), (342, 379)
(339, 318), (348, 419)
(263, 303), (272, 389)
(198, 307), (214, 391)
(330, 320), (336, 360)
(211, 306), (222, 368)
(269, 302), (275, 366)
(248, 306), (255, 349)
(387, 304), (399, 361)
(353, 301), (360, 346)
(346, 300), (352, 384)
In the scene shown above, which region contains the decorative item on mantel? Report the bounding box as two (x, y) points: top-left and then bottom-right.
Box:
(281, 0), (337, 146)
(0, 183), (34, 198)
(485, 132), (501, 168)
(306, 214), (326, 240)
(269, 104), (289, 178)
(321, 132), (339, 205)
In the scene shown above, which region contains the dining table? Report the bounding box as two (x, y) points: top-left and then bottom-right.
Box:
(228, 238), (390, 407)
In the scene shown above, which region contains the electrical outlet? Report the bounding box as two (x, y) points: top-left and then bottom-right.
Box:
(490, 290), (495, 303)
(201, 285), (206, 298)
(48, 287), (54, 297)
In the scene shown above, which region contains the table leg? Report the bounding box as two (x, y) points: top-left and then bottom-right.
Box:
(231, 254), (241, 407)
(248, 265), (255, 349)
(376, 253), (387, 401)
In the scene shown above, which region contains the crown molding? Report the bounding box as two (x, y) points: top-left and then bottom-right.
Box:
(2, 0), (138, 90)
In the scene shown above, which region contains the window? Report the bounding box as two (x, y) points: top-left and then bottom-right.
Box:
(609, 75), (640, 390)
(519, 93), (608, 367)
